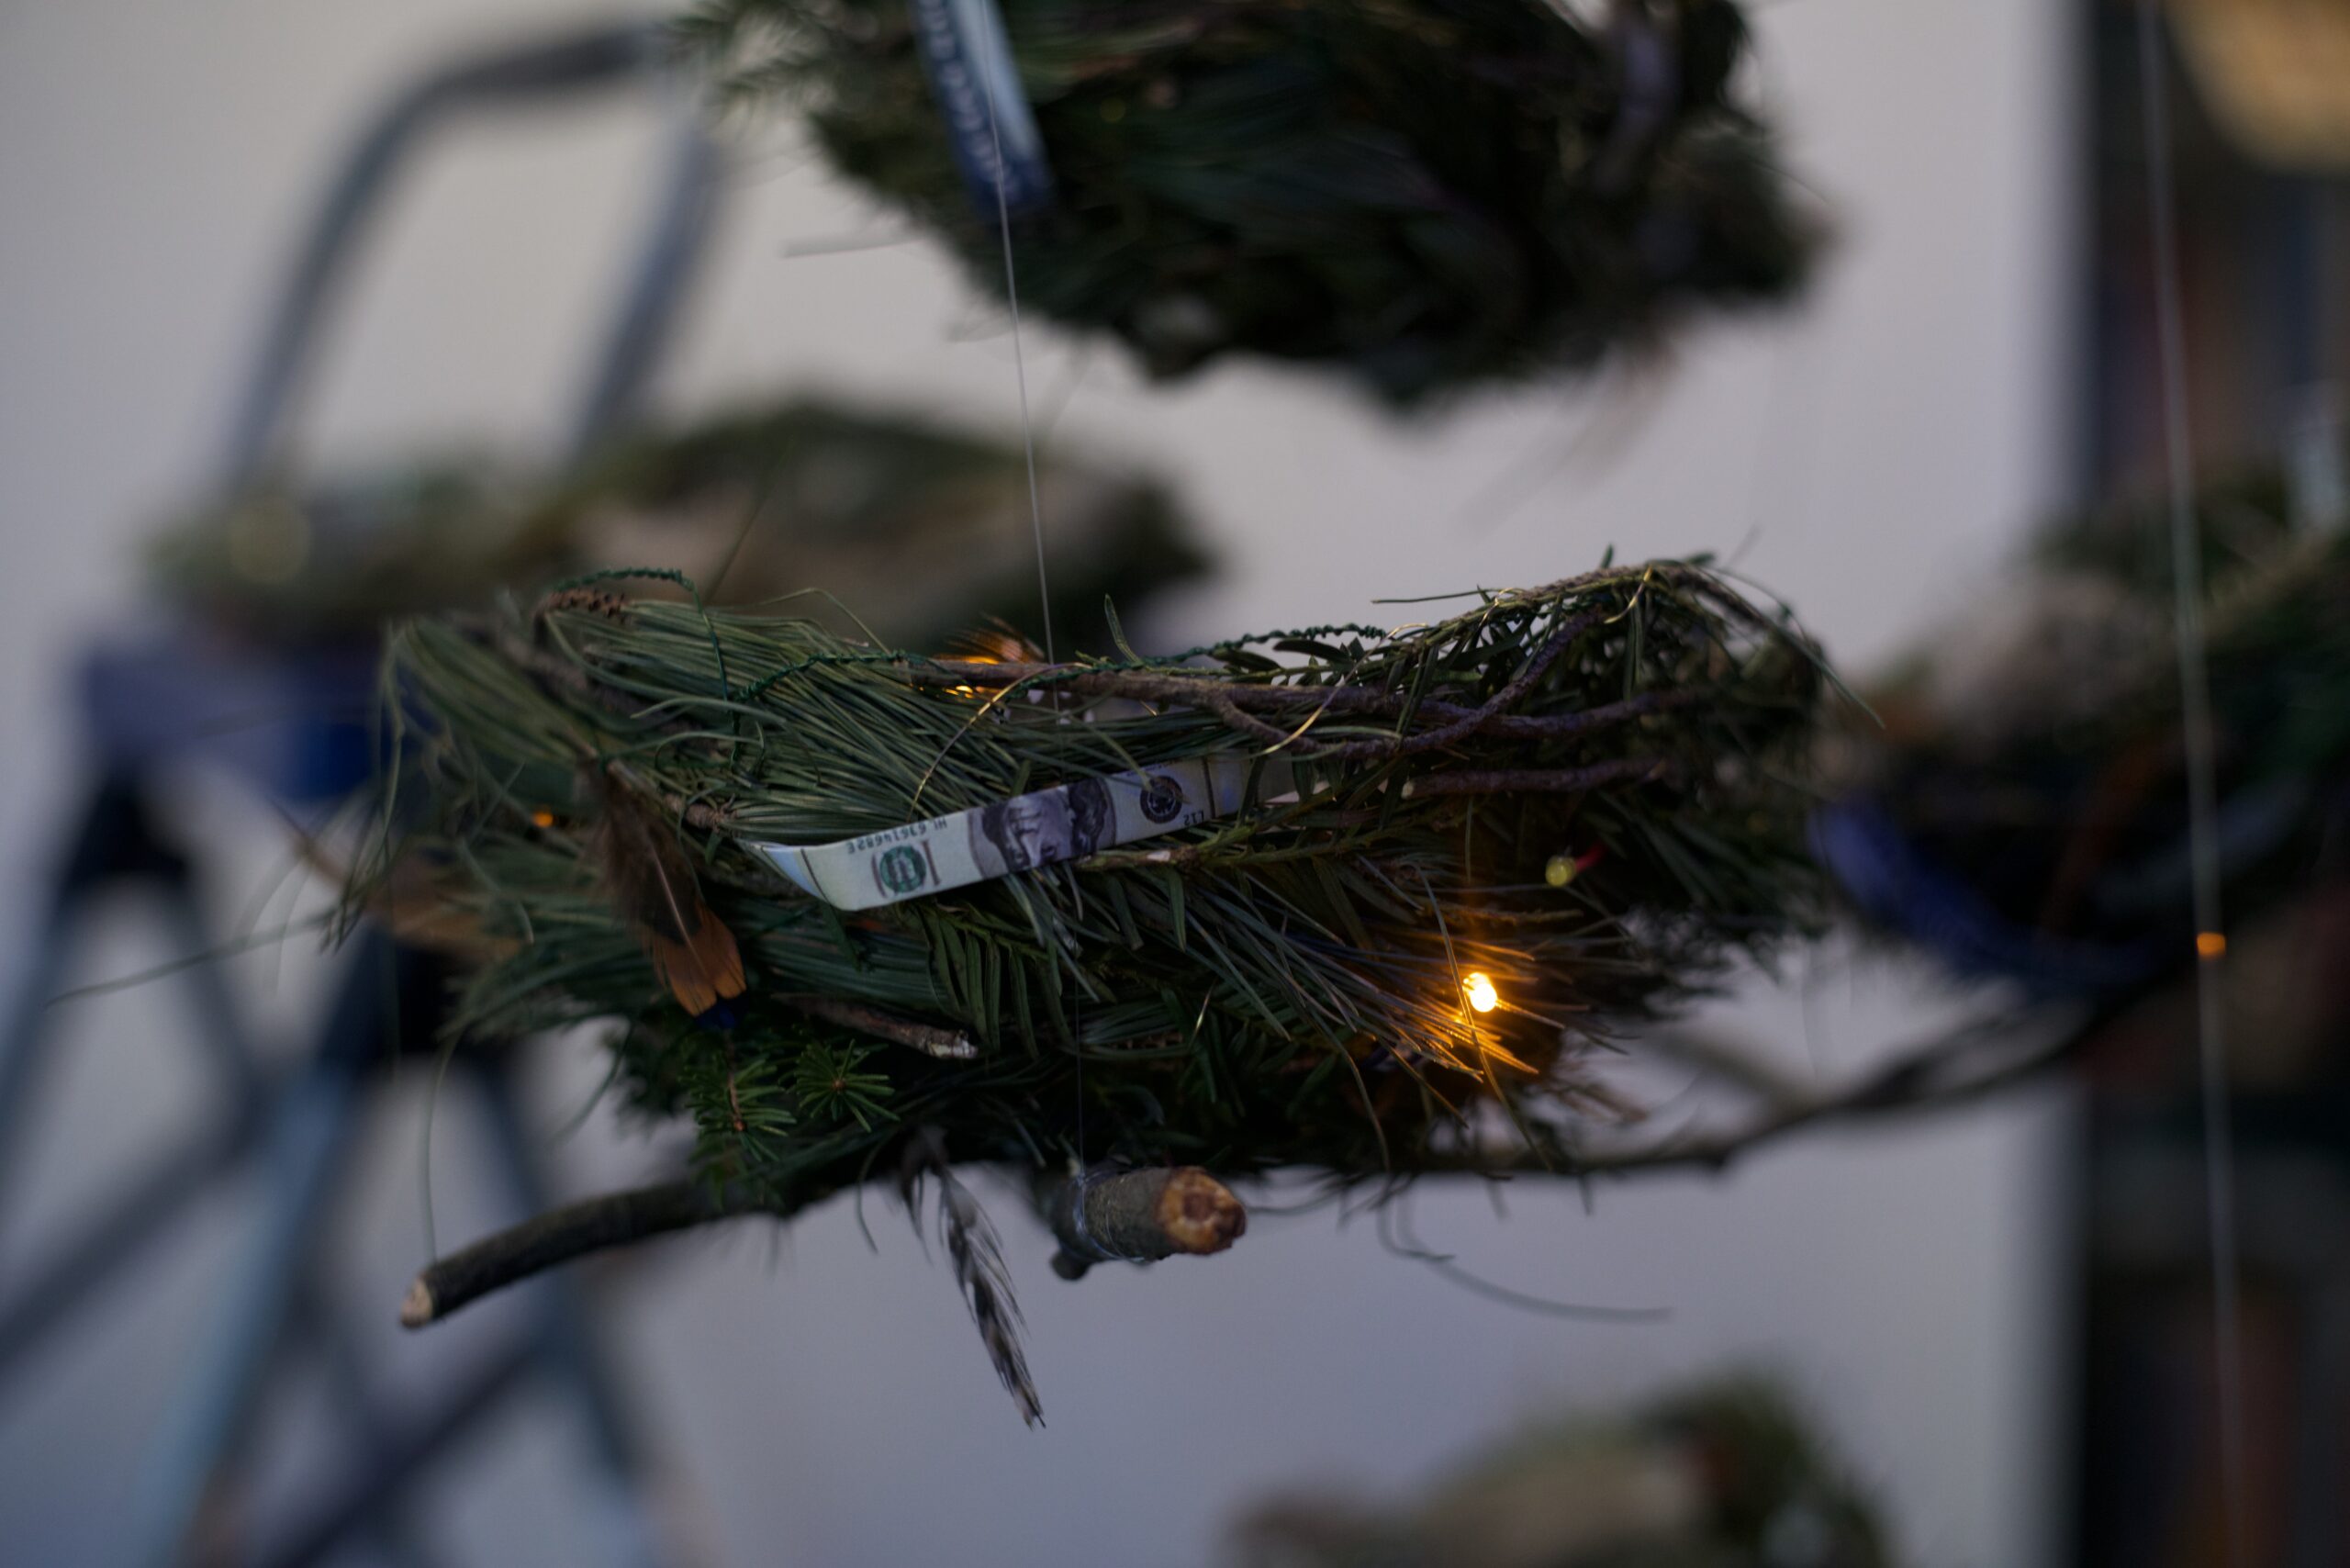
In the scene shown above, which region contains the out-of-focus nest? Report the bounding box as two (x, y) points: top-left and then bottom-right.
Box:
(147, 396), (1208, 647)
(682, 0), (1819, 404)
(1823, 453), (2350, 996)
(1231, 1374), (1893, 1568)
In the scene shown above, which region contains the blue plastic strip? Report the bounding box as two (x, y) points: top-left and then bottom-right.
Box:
(908, 0), (1055, 218)
(1809, 798), (2161, 997)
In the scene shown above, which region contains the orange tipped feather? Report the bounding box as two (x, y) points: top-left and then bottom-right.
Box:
(647, 913), (746, 1019)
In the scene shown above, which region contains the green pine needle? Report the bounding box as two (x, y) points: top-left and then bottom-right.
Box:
(792, 1041), (899, 1130)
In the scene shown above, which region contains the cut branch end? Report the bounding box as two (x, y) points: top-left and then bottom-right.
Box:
(1047, 1165), (1247, 1280)
(399, 1278), (436, 1329)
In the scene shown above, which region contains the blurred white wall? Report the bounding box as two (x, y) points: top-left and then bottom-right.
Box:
(0, 3), (2078, 1565)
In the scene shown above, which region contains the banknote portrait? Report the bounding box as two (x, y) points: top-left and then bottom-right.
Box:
(970, 778), (1113, 876)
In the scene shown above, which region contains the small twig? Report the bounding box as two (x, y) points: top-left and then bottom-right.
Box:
(1635, 1025), (1818, 1109)
(1042, 1167), (1248, 1280)
(1203, 690), (1296, 749)
(912, 663), (1695, 736)
(400, 1179), (769, 1328)
(780, 994), (979, 1059)
(910, 608), (1625, 765)
(1466, 1005), (2100, 1181)
(1360, 606), (1607, 757)
(1402, 758), (1674, 798)
(499, 587), (1714, 770)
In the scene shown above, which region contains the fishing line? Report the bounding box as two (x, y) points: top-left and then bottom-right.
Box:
(967, 5), (1088, 1168)
(2134, 5), (2246, 1558)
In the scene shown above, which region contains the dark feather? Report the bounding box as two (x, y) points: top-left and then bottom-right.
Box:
(901, 1128), (1043, 1426)
(585, 767), (747, 1021)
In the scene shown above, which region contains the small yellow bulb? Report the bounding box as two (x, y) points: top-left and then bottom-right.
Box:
(1462, 972), (1499, 1014)
(530, 809), (556, 829)
(2196, 931), (2227, 960)
(1546, 846), (1606, 889)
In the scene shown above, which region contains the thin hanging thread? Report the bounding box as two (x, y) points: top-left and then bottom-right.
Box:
(2134, 5), (2246, 1559)
(968, 6), (1085, 1166)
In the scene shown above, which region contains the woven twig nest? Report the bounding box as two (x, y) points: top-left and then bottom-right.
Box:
(683, 0), (1821, 403)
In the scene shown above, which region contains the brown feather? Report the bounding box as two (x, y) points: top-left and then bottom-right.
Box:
(585, 768), (746, 1018)
(287, 821), (519, 960)
(945, 620), (1046, 666)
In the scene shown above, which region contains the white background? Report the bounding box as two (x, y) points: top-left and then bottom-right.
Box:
(0, 3), (2076, 1564)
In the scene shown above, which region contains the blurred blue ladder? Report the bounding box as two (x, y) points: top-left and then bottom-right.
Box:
(0, 21), (722, 1568)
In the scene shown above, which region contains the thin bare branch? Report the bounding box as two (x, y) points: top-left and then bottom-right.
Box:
(401, 1179), (766, 1328)
(1460, 1006), (2096, 1181)
(781, 994), (978, 1058)
(398, 1164), (1249, 1326)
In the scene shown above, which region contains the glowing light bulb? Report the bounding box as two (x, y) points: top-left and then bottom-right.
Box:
(1462, 972), (1499, 1014)
(530, 809), (556, 829)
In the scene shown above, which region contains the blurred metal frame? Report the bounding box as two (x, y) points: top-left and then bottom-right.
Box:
(0, 19), (722, 1568)
(218, 19), (720, 483)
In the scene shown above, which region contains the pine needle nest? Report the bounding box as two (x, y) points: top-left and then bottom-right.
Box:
(362, 558), (1833, 1216)
(680, 0), (1820, 403)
